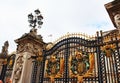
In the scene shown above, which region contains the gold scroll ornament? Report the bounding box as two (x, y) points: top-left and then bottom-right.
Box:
(45, 55), (64, 83)
(69, 52), (95, 83)
(101, 44), (116, 57)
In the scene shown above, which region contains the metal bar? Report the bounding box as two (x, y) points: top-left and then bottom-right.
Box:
(106, 56), (111, 83)
(111, 55), (117, 83)
(31, 60), (38, 83)
(112, 51), (119, 83)
(40, 50), (46, 83)
(115, 42), (120, 83)
(64, 38), (69, 83)
(96, 38), (103, 83)
(0, 64), (7, 82)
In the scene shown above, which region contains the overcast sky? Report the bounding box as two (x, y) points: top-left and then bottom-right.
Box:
(0, 0), (114, 53)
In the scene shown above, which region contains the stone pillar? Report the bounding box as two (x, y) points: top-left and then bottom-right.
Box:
(105, 0), (120, 33)
(11, 29), (46, 83)
(11, 53), (33, 83)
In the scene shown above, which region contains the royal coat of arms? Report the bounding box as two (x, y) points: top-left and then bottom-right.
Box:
(69, 49), (95, 83)
(70, 50), (90, 76)
(45, 55), (64, 83)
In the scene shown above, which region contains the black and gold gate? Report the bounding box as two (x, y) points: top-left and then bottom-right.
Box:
(31, 31), (120, 83)
(43, 33), (98, 83)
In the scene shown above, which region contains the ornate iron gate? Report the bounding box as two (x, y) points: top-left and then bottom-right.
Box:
(97, 31), (120, 83)
(31, 31), (120, 83)
(43, 35), (98, 83)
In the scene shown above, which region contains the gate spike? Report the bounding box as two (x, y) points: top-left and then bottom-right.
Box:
(78, 33), (81, 37)
(86, 34), (88, 39)
(83, 33), (85, 39)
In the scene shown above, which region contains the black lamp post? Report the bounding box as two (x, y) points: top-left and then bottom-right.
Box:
(28, 9), (43, 28)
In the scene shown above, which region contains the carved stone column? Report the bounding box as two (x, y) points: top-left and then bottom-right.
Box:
(11, 29), (46, 83)
(105, 0), (120, 33)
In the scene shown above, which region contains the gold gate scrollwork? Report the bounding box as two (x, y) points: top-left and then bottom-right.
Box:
(69, 49), (95, 83)
(101, 44), (116, 57)
(45, 55), (64, 83)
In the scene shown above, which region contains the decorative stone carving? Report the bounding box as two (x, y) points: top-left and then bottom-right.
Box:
(17, 43), (43, 57)
(0, 41), (9, 56)
(46, 43), (53, 50)
(114, 13), (120, 33)
(17, 43), (34, 53)
(13, 56), (24, 83)
(17, 44), (24, 53)
(114, 13), (120, 27)
(30, 28), (37, 35)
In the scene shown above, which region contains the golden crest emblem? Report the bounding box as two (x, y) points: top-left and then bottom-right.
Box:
(45, 55), (64, 83)
(69, 49), (95, 83)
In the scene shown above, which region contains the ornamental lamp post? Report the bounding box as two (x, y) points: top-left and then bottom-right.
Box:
(28, 9), (43, 29)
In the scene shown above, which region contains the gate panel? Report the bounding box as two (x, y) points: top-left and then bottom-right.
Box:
(100, 47), (120, 83)
(99, 33), (120, 83)
(44, 41), (66, 83)
(67, 37), (98, 83)
(32, 32), (120, 83)
(43, 37), (98, 83)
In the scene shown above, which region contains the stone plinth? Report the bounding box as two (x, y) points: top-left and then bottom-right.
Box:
(11, 29), (46, 83)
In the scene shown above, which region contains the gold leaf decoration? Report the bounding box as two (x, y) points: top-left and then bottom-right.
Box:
(45, 55), (64, 83)
(101, 44), (116, 57)
(69, 50), (95, 83)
